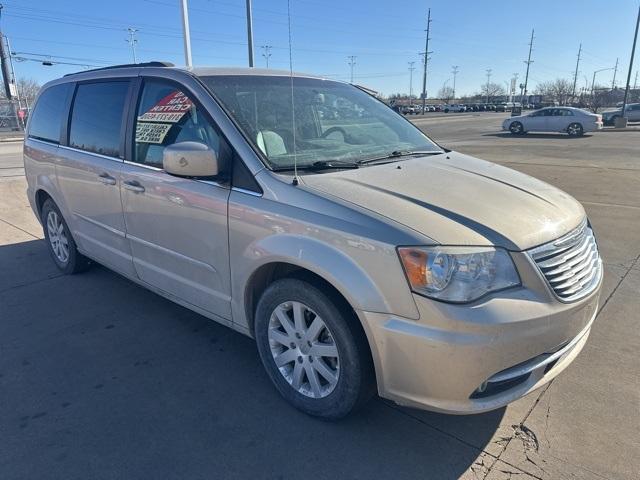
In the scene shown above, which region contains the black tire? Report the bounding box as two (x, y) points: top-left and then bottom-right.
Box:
(567, 122), (584, 136)
(444, 108), (449, 113)
(41, 198), (91, 274)
(254, 278), (375, 420)
(509, 121), (524, 135)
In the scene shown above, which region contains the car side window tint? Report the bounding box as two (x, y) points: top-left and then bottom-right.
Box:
(133, 80), (224, 169)
(28, 83), (71, 144)
(69, 81), (129, 157)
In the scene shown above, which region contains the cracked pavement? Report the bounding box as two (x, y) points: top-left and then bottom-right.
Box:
(1, 114), (639, 479)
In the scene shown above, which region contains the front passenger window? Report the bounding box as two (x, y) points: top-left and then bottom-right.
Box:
(133, 80), (225, 170)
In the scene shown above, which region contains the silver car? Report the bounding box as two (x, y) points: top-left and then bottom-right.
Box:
(602, 103), (640, 125)
(24, 63), (603, 419)
(504, 107), (603, 136)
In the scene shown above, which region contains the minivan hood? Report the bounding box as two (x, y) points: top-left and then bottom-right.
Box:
(300, 152), (585, 250)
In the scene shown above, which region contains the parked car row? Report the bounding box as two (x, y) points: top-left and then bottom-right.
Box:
(400, 102), (528, 114)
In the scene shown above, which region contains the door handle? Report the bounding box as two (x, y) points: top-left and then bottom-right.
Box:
(123, 180), (145, 193)
(97, 172), (117, 185)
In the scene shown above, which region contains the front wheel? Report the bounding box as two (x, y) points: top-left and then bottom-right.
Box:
(509, 121), (524, 135)
(254, 278), (375, 419)
(567, 122), (584, 136)
(41, 198), (91, 274)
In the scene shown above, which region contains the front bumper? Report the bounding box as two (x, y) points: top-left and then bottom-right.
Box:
(358, 258), (601, 414)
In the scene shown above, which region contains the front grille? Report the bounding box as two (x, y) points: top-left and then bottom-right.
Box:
(528, 220), (602, 302)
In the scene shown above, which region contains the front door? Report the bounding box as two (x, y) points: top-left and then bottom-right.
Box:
(120, 78), (232, 319)
(56, 80), (136, 277)
(524, 109), (550, 131)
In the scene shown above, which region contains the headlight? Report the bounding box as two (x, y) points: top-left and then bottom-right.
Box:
(397, 246), (520, 303)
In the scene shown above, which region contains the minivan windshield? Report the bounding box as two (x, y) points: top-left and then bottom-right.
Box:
(201, 75), (442, 170)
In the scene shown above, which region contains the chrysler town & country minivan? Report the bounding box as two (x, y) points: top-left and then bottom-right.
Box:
(24, 62), (603, 419)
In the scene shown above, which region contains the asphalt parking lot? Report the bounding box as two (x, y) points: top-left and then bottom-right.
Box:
(1, 113), (638, 479)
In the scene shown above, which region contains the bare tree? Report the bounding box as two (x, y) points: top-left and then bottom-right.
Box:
(535, 78), (573, 105)
(0, 77), (41, 108)
(17, 78), (41, 108)
(438, 85), (455, 103)
(479, 82), (505, 102)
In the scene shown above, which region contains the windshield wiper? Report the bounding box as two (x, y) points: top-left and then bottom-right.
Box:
(273, 160), (360, 172)
(357, 150), (444, 165)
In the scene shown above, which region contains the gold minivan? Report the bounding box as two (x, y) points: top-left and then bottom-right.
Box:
(24, 63), (602, 419)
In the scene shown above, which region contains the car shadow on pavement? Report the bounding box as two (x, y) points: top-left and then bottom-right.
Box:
(0, 240), (504, 480)
(483, 132), (592, 140)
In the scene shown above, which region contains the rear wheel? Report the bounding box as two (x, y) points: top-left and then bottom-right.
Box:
(567, 122), (583, 136)
(254, 278), (375, 419)
(509, 121), (524, 135)
(41, 198), (91, 274)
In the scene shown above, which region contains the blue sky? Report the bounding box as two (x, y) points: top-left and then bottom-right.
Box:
(3, 0), (639, 96)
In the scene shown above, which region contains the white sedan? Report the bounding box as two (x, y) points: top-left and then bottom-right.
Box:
(503, 107), (603, 136)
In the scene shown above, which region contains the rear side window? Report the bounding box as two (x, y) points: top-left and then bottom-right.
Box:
(28, 83), (71, 144)
(69, 81), (129, 157)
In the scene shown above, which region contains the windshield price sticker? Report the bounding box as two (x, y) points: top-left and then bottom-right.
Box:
(135, 122), (173, 144)
(138, 90), (193, 123)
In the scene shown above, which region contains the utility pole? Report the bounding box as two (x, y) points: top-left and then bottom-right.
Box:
(126, 28), (138, 63)
(611, 57), (619, 90)
(621, 4), (640, 121)
(180, 0), (193, 67)
(520, 29), (534, 106)
(512, 73), (519, 102)
(246, 0), (254, 67)
(451, 65), (459, 100)
(571, 43), (582, 98)
(408, 61), (416, 104)
(420, 8), (432, 114)
(347, 55), (356, 83)
(485, 69), (492, 103)
(634, 70), (638, 90)
(0, 4), (13, 100)
(261, 45), (272, 68)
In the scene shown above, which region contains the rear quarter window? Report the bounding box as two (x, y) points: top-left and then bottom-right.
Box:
(69, 81), (130, 158)
(28, 83), (72, 144)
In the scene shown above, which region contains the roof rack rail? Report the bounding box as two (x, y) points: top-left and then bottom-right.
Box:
(64, 61), (174, 77)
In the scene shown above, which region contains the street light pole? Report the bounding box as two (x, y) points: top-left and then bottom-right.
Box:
(408, 61), (415, 105)
(485, 68), (492, 103)
(451, 65), (459, 100)
(180, 0), (193, 67)
(591, 67), (614, 97)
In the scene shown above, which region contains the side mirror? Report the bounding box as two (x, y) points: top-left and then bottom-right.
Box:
(163, 141), (219, 177)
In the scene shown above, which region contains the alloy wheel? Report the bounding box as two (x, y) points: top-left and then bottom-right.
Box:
(46, 210), (69, 263)
(568, 123), (582, 136)
(268, 301), (340, 399)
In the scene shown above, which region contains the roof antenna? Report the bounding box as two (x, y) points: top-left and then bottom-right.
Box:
(287, 0), (299, 185)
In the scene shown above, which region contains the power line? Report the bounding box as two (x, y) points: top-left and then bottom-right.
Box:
(347, 55), (356, 83)
(408, 61), (415, 101)
(571, 43), (581, 97)
(420, 8), (432, 113)
(261, 44), (272, 68)
(126, 27), (138, 63)
(520, 28), (535, 105)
